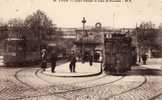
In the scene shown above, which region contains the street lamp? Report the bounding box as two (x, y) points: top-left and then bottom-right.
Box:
(82, 17), (86, 31)
(81, 17), (86, 61)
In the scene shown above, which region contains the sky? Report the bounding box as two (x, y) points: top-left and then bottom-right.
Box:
(0, 0), (161, 28)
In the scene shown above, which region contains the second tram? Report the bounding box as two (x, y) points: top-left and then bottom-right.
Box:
(104, 34), (136, 73)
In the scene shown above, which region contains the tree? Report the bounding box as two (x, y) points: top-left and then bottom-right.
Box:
(24, 10), (55, 41)
(156, 23), (162, 52)
(158, 23), (162, 45)
(136, 21), (159, 57)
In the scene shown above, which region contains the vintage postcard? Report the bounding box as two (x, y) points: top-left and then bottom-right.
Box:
(0, 0), (162, 100)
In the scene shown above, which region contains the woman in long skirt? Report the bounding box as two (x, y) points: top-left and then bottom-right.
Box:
(41, 49), (47, 71)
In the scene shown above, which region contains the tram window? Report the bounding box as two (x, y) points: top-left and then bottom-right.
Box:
(7, 45), (16, 52)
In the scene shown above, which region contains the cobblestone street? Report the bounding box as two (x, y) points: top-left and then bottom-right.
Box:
(0, 58), (162, 100)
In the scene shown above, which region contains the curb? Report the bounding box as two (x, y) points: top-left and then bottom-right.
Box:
(40, 70), (102, 78)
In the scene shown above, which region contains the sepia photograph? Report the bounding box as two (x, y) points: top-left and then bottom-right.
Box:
(0, 0), (162, 100)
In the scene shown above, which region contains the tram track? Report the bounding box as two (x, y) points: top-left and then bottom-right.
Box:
(106, 75), (147, 99)
(0, 68), (36, 100)
(36, 70), (125, 92)
(13, 68), (68, 100)
(0, 87), (8, 94)
(17, 78), (125, 100)
(35, 68), (126, 89)
(13, 60), (68, 89)
(0, 81), (14, 95)
(11, 68), (149, 100)
(149, 92), (162, 100)
(13, 68), (125, 99)
(63, 75), (148, 100)
(53, 76), (148, 100)
(36, 68), (108, 85)
(14, 68), (37, 91)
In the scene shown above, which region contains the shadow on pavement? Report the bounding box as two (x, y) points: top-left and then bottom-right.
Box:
(126, 68), (162, 76)
(105, 65), (162, 76)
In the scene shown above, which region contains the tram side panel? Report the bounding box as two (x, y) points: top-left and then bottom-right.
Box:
(3, 39), (41, 66)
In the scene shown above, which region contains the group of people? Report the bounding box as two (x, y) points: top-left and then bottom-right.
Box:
(40, 49), (77, 73)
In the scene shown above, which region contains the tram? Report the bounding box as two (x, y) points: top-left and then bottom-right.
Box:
(3, 38), (41, 66)
(104, 34), (136, 73)
(2, 37), (68, 66)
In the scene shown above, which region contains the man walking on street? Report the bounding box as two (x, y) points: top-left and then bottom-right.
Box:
(89, 53), (93, 66)
(51, 51), (57, 73)
(142, 53), (147, 65)
(69, 51), (77, 73)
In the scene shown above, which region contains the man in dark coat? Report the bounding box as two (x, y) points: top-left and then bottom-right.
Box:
(51, 51), (57, 73)
(142, 53), (147, 65)
(69, 52), (77, 73)
(89, 53), (93, 66)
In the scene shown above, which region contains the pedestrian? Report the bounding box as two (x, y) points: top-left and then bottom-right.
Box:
(89, 53), (93, 66)
(142, 53), (147, 65)
(69, 51), (77, 73)
(41, 49), (47, 71)
(50, 51), (57, 73)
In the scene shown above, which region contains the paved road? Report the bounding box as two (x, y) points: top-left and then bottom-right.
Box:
(0, 59), (162, 100)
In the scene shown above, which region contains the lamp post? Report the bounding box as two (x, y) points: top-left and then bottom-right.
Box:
(81, 17), (86, 61)
(136, 27), (141, 63)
